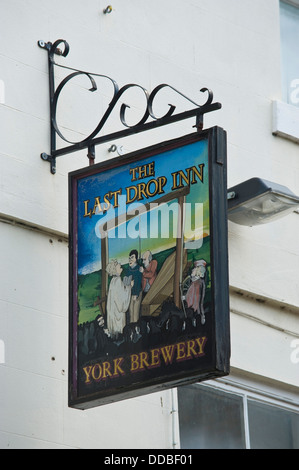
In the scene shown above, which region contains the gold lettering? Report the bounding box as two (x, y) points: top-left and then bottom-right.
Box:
(158, 176), (167, 195)
(137, 182), (149, 201)
(129, 162), (156, 182)
(150, 348), (161, 368)
(129, 167), (138, 182)
(146, 179), (159, 197)
(130, 354), (139, 372)
(176, 342), (186, 361)
(92, 196), (103, 215)
(148, 162), (155, 177)
(83, 200), (92, 218)
(160, 345), (176, 365)
(190, 164), (204, 184)
(103, 193), (111, 212)
(186, 339), (197, 359)
(139, 165), (148, 179)
(83, 365), (93, 384)
(102, 361), (112, 379)
(126, 185), (138, 204)
(196, 337), (207, 356)
(139, 352), (150, 370)
(171, 164), (205, 190)
(109, 189), (122, 208)
(91, 363), (102, 382)
(113, 357), (125, 377)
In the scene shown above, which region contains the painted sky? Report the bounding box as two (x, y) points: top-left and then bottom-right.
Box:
(77, 138), (210, 274)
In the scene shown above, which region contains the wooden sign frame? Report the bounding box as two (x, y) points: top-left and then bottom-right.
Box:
(69, 127), (230, 409)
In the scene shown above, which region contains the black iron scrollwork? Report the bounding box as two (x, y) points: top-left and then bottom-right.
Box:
(38, 39), (221, 174)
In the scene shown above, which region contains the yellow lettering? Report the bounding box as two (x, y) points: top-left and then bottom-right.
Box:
(196, 337), (207, 356)
(148, 162), (155, 177)
(103, 193), (111, 212)
(139, 351), (150, 370)
(171, 164), (204, 190)
(83, 366), (93, 384)
(130, 354), (139, 372)
(160, 345), (175, 365)
(129, 162), (156, 181)
(176, 342), (186, 361)
(109, 189), (122, 208)
(190, 164), (204, 184)
(92, 196), (103, 215)
(158, 176), (167, 195)
(150, 348), (161, 368)
(137, 182), (149, 201)
(129, 167), (138, 182)
(102, 361), (112, 379)
(113, 357), (125, 377)
(139, 165), (148, 179)
(91, 363), (102, 382)
(186, 339), (197, 359)
(126, 185), (138, 204)
(83, 200), (92, 218)
(146, 179), (159, 197)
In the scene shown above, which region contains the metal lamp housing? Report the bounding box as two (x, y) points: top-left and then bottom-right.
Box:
(227, 178), (299, 226)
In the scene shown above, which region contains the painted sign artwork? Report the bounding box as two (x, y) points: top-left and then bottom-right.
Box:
(69, 128), (230, 409)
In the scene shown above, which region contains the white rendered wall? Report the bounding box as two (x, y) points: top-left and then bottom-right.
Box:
(0, 221), (174, 449)
(0, 0), (298, 449)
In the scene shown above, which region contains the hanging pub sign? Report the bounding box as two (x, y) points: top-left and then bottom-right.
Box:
(68, 127), (230, 409)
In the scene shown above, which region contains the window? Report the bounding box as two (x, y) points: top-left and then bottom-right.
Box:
(248, 400), (299, 449)
(178, 384), (246, 449)
(272, 1), (299, 143)
(280, 1), (299, 107)
(178, 381), (299, 449)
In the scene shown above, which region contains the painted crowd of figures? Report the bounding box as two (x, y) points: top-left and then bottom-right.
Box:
(105, 250), (207, 341)
(78, 249), (208, 361)
(106, 249), (158, 340)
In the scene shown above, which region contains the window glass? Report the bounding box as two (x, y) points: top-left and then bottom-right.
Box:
(178, 384), (246, 449)
(280, 1), (299, 106)
(248, 400), (299, 449)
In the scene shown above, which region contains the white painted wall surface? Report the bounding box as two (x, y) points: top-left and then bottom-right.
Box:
(0, 0), (298, 448)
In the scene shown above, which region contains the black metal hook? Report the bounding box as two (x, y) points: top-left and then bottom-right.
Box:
(38, 38), (222, 174)
(103, 5), (112, 14)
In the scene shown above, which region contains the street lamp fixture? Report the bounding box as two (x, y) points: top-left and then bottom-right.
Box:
(227, 177), (299, 226)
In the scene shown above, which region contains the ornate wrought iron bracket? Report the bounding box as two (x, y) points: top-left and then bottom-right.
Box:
(38, 39), (222, 174)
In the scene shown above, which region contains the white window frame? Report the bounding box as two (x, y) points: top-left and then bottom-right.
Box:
(177, 372), (299, 449)
(282, 0), (299, 8)
(273, 0), (299, 143)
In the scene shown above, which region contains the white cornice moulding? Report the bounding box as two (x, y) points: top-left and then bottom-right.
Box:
(0, 212), (68, 241)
